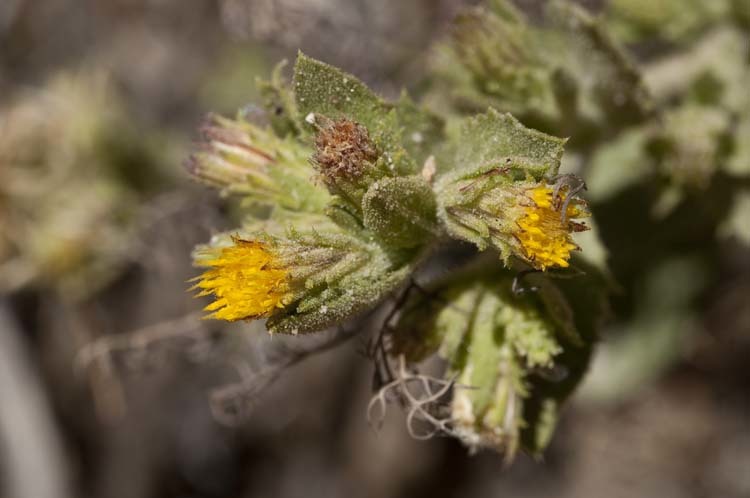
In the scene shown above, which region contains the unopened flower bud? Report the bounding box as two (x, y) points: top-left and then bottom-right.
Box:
(186, 113), (328, 213)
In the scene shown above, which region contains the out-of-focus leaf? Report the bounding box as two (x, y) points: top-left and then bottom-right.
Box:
(579, 257), (707, 402)
(727, 114), (750, 177)
(720, 191), (750, 245)
(428, 0), (652, 141)
(586, 127), (651, 202)
(644, 27), (750, 112)
(548, 0), (652, 126)
(521, 257), (609, 455)
(426, 0), (558, 124)
(605, 0), (731, 44)
(649, 104), (731, 188)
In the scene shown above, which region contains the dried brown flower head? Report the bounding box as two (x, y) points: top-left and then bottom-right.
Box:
(312, 117), (378, 183)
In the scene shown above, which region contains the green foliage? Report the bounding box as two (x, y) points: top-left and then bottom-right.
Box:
(189, 0), (750, 461)
(294, 53), (392, 132)
(189, 44), (607, 457)
(387, 260), (607, 458)
(451, 109), (565, 181)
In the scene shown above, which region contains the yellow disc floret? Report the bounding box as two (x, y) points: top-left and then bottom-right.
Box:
(193, 238), (290, 321)
(516, 186), (587, 270)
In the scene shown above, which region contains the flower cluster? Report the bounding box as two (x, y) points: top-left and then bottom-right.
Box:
(187, 51), (599, 458)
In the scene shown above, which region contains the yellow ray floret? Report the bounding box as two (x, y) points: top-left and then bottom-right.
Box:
(193, 238), (290, 321)
(516, 186), (588, 270)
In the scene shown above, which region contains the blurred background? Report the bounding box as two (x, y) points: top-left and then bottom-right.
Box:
(1, 1), (749, 497)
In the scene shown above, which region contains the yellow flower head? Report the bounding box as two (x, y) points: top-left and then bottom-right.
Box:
(515, 185), (589, 270)
(193, 238), (290, 321)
